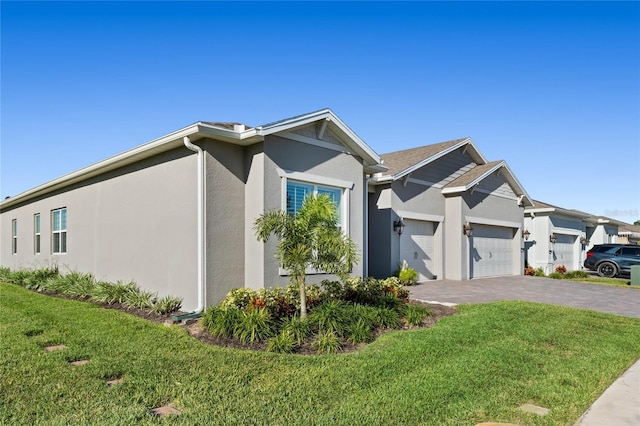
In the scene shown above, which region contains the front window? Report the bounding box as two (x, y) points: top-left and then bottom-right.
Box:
(11, 219), (17, 255)
(286, 181), (343, 228)
(52, 208), (67, 254)
(34, 214), (41, 254)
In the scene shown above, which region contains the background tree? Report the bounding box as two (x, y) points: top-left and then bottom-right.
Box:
(254, 194), (359, 319)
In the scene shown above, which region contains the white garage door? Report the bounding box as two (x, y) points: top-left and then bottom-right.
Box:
(400, 219), (435, 281)
(554, 234), (575, 270)
(471, 224), (514, 278)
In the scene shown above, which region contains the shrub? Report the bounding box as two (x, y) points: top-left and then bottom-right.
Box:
(45, 271), (96, 297)
(398, 267), (418, 286)
(347, 318), (374, 344)
(91, 280), (138, 304)
(280, 315), (310, 345)
(202, 307), (242, 338)
(320, 279), (343, 300)
(555, 265), (567, 274)
(266, 330), (296, 354)
(309, 300), (349, 336)
(311, 331), (341, 354)
(565, 270), (590, 279)
(548, 272), (564, 280)
(534, 268), (546, 277)
(123, 288), (156, 310)
(372, 306), (402, 329)
(234, 308), (274, 344)
(151, 295), (183, 315)
(524, 266), (536, 276)
(403, 305), (431, 327)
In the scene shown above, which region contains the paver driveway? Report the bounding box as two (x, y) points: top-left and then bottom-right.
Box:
(408, 275), (640, 318)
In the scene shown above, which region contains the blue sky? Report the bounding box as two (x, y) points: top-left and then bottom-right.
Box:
(2, 1), (639, 223)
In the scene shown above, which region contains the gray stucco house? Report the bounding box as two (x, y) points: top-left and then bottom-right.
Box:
(524, 200), (630, 273)
(1, 109), (532, 312)
(368, 138), (533, 281)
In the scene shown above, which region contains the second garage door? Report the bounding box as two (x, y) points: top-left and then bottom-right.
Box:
(471, 224), (514, 278)
(554, 234), (576, 270)
(400, 219), (435, 281)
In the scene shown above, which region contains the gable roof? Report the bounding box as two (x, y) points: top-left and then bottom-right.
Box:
(442, 160), (533, 206)
(1, 109), (381, 209)
(375, 137), (485, 180)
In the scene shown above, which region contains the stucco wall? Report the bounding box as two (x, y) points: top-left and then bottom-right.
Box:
(0, 147), (200, 310)
(201, 139), (247, 305)
(261, 134), (366, 288)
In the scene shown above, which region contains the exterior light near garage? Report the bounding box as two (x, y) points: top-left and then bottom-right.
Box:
(463, 222), (473, 238)
(580, 236), (589, 245)
(549, 233), (558, 244)
(393, 218), (405, 236)
(522, 229), (531, 240)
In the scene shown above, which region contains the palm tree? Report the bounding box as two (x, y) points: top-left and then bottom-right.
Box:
(254, 194), (359, 319)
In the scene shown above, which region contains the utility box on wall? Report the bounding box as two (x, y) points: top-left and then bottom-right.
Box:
(631, 266), (640, 286)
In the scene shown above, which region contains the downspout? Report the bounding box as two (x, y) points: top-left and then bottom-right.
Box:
(363, 174), (371, 277)
(172, 136), (205, 321)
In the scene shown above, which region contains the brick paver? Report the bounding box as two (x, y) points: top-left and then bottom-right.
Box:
(408, 275), (640, 318)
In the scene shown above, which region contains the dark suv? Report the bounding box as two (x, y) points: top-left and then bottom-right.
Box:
(584, 244), (640, 278)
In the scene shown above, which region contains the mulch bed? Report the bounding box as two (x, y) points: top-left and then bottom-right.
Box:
(35, 289), (459, 355)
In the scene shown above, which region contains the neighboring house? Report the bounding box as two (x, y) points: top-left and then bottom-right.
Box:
(524, 201), (591, 273)
(367, 138), (533, 281)
(0, 109), (383, 312)
(524, 200), (630, 273)
(619, 224), (640, 245)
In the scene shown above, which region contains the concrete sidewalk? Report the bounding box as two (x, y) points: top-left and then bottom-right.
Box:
(576, 359), (640, 425)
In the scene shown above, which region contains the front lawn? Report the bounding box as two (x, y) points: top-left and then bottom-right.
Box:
(2, 282), (639, 425)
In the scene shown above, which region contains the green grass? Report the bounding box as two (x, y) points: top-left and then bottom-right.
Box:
(563, 275), (634, 287)
(2, 282), (639, 425)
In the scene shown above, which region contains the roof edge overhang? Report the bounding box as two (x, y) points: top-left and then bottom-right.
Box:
(442, 161), (534, 207)
(260, 108), (381, 167)
(1, 110), (383, 210)
(388, 137), (486, 182)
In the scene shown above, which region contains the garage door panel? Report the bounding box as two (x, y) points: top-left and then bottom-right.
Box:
(400, 220), (434, 281)
(553, 234), (575, 269)
(471, 224), (514, 278)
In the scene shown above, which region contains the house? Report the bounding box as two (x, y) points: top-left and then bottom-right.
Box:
(1, 109), (532, 313)
(368, 138), (533, 281)
(524, 200), (630, 273)
(619, 224), (640, 245)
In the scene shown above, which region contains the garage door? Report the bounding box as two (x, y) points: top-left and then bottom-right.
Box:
(400, 219), (435, 281)
(554, 234), (575, 270)
(470, 224), (514, 278)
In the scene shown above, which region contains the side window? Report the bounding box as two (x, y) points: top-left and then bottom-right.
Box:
(619, 247), (640, 257)
(11, 219), (17, 255)
(52, 208), (67, 254)
(286, 180), (343, 229)
(34, 214), (41, 254)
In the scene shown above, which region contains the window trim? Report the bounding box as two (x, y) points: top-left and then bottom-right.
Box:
(51, 207), (67, 254)
(34, 213), (41, 255)
(11, 219), (17, 255)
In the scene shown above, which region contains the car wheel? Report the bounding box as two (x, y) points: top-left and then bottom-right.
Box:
(597, 262), (617, 278)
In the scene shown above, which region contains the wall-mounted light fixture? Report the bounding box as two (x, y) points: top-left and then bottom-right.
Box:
(393, 219), (405, 236)
(463, 222), (473, 238)
(522, 229), (531, 241)
(549, 233), (558, 244)
(580, 236), (589, 245)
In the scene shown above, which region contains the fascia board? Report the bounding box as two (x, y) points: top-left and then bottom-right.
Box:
(195, 123), (262, 145)
(1, 124), (201, 209)
(392, 138), (476, 181)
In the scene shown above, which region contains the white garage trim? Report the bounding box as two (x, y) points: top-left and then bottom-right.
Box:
(397, 210), (444, 223)
(465, 216), (522, 229)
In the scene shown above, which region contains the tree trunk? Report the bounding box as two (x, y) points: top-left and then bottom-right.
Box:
(299, 277), (308, 320)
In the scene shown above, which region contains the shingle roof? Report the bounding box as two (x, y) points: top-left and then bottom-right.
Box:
(380, 138), (469, 176)
(443, 161), (502, 189)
